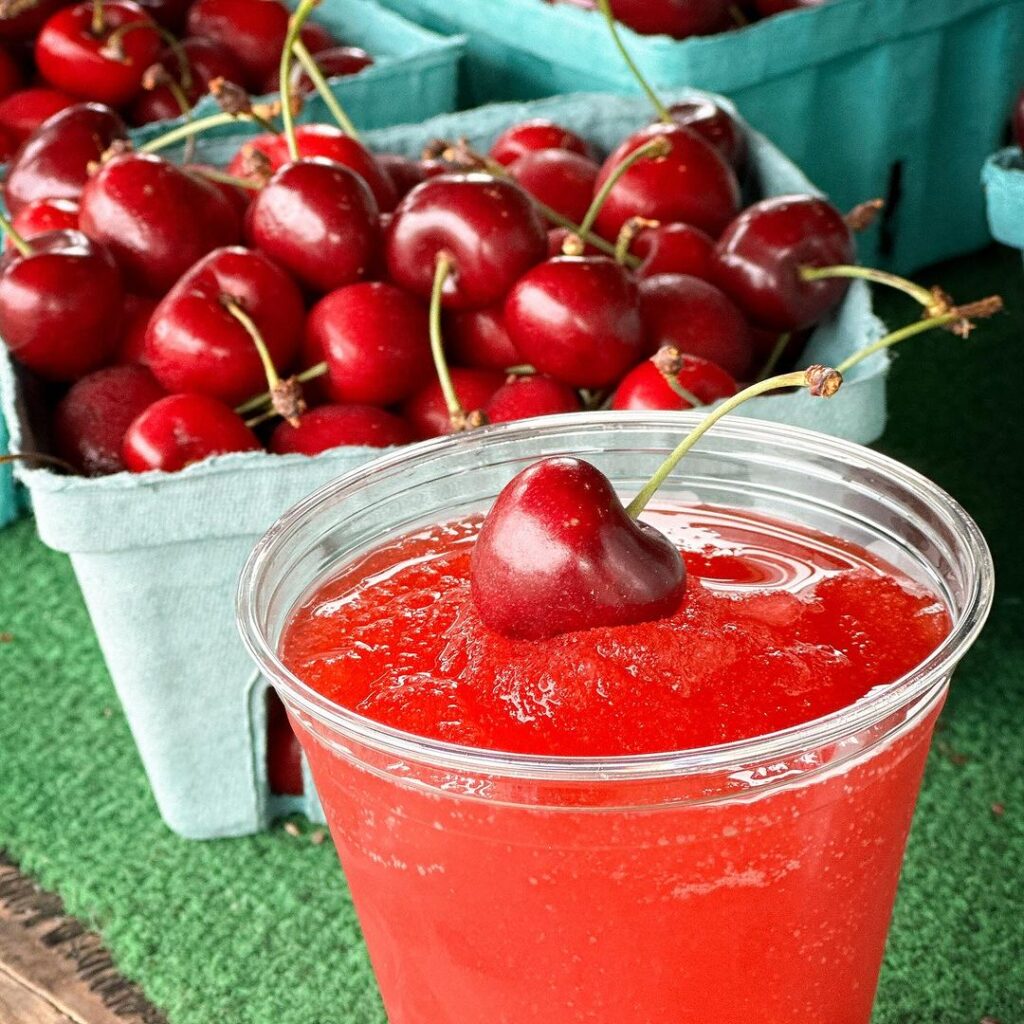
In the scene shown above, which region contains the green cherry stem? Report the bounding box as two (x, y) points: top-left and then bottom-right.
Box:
(279, 0), (320, 161)
(291, 36), (360, 140)
(625, 365), (842, 519)
(651, 345), (703, 408)
(429, 252), (480, 431)
(138, 110), (260, 154)
(613, 216), (659, 265)
(102, 21), (192, 91)
(190, 165), (263, 190)
(595, 0), (672, 124)
(562, 135), (670, 255)
(799, 264), (937, 309)
(0, 209), (33, 258)
(235, 361), (326, 417)
(756, 331), (791, 381)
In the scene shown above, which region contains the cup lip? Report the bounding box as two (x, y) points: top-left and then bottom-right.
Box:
(237, 412), (994, 781)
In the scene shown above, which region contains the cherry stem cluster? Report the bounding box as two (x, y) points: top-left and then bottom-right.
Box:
(279, 0), (321, 161)
(291, 36), (360, 140)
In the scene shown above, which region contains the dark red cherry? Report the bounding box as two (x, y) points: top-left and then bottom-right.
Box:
(264, 44), (373, 95)
(639, 273), (752, 378)
(753, 0), (824, 13)
(713, 194), (854, 331)
(0, 230), (123, 381)
(132, 0), (191, 29)
(376, 152), (429, 200)
(6, 197), (79, 250)
(36, 1), (162, 107)
(54, 364), (166, 475)
(3, 102), (127, 215)
(0, 123), (14, 161)
(470, 456), (686, 640)
(667, 97), (745, 166)
(485, 373), (581, 423)
(489, 119), (595, 166)
(630, 221), (715, 280)
(593, 123), (740, 241)
(608, 0), (730, 36)
(185, 0), (289, 90)
(304, 282), (433, 406)
(123, 392), (261, 472)
(611, 350), (737, 410)
(403, 367), (504, 438)
(114, 293), (158, 365)
(299, 21), (336, 53)
(270, 404), (414, 455)
(386, 174), (547, 310)
(79, 153), (242, 295)
(145, 246), (304, 404)
(0, 0), (69, 41)
(0, 45), (22, 99)
(245, 158), (380, 294)
(504, 256), (645, 388)
(0, 88), (76, 146)
(266, 690), (302, 796)
(507, 148), (601, 224)
(448, 304), (521, 371)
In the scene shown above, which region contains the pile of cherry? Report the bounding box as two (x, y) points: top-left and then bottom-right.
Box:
(549, 0), (824, 40)
(0, 49), (862, 476)
(0, 0), (371, 159)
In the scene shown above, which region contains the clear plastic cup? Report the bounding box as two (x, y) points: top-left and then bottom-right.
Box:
(238, 413), (993, 1024)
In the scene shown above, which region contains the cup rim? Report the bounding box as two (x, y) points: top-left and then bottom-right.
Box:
(237, 412), (994, 781)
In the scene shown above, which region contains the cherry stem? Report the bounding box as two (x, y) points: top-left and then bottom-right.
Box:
(0, 209), (32, 258)
(563, 136), (670, 255)
(652, 346), (703, 407)
(613, 216), (659, 265)
(429, 253), (467, 427)
(799, 264), (936, 309)
(0, 451), (76, 473)
(138, 110), (261, 154)
(625, 366), (842, 519)
(756, 331), (791, 381)
(292, 36), (360, 141)
(594, 0), (672, 124)
(235, 361), (326, 416)
(279, 0), (319, 162)
(223, 297), (280, 389)
(844, 199), (884, 233)
(729, 3), (749, 26)
(91, 0), (104, 36)
(104, 22), (190, 89)
(190, 165), (262, 190)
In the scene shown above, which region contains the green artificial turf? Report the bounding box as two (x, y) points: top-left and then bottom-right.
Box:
(0, 247), (1022, 1024)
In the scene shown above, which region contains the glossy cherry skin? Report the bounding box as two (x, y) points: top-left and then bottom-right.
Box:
(608, 0), (729, 36)
(0, 230), (123, 381)
(36, 1), (162, 107)
(376, 153), (429, 200)
(245, 158), (380, 294)
(6, 198), (79, 250)
(504, 256), (645, 388)
(114, 293), (158, 365)
(639, 273), (753, 378)
(186, 0), (289, 90)
(0, 46), (22, 100)
(145, 246), (304, 404)
(402, 367), (505, 438)
(133, 0), (191, 29)
(470, 456), (686, 640)
(667, 97), (745, 166)
(264, 45), (374, 95)
(54, 364), (166, 475)
(0, 88), (77, 146)
(0, 0), (68, 40)
(489, 119), (595, 166)
(507, 148), (601, 225)
(4, 102), (126, 215)
(270, 404), (414, 455)
(631, 221), (715, 279)
(485, 373), (581, 423)
(611, 351), (737, 410)
(304, 282), (433, 407)
(448, 304), (521, 370)
(713, 194), (854, 331)
(593, 123), (740, 241)
(79, 153), (242, 295)
(386, 174), (547, 310)
(123, 393), (261, 472)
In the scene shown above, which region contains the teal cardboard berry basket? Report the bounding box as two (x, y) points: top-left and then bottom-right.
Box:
(0, 92), (888, 840)
(983, 147), (1024, 252)
(380, 0), (1024, 274)
(0, 414), (19, 529)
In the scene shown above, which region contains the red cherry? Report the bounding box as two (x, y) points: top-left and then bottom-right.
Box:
(639, 273), (753, 378)
(185, 162), (252, 218)
(403, 367), (504, 438)
(753, 0), (824, 13)
(0, 0), (69, 41)
(667, 98), (745, 166)
(631, 221), (715, 279)
(386, 174), (547, 310)
(447, 304), (521, 371)
(114, 293), (159, 364)
(304, 282), (433, 407)
(0, 123), (16, 161)
(266, 690), (302, 796)
(485, 373), (581, 423)
(470, 456), (686, 639)
(611, 351), (737, 410)
(507, 149), (601, 224)
(3, 102), (126, 215)
(376, 152), (429, 200)
(713, 194), (854, 331)
(6, 198), (79, 250)
(593, 123), (740, 240)
(132, 0), (191, 29)
(545, 226), (602, 258)
(608, 0), (729, 36)
(79, 153), (242, 295)
(54, 364), (166, 475)
(123, 392), (261, 472)
(36, 1), (162, 107)
(504, 256), (645, 388)
(0, 88), (77, 146)
(0, 45), (23, 100)
(270, 404), (414, 455)
(0, 229), (123, 381)
(264, 45), (373, 95)
(185, 0), (289, 90)
(299, 21), (336, 54)
(245, 158), (380, 294)
(145, 246), (304, 404)
(489, 119), (595, 166)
